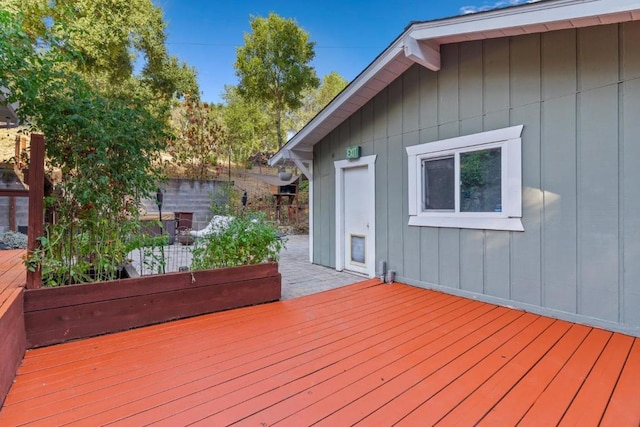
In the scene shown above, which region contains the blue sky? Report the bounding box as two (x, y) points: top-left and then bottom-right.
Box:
(156, 0), (537, 103)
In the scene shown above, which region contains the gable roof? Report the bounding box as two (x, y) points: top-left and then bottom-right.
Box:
(269, 0), (640, 167)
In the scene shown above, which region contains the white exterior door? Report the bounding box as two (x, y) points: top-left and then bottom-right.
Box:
(335, 155), (376, 277)
(343, 166), (369, 274)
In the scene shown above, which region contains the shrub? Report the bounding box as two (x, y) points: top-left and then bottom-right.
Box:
(0, 231), (27, 249)
(2, 10), (170, 286)
(191, 212), (285, 270)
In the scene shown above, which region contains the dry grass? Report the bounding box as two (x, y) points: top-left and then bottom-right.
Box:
(0, 128), (21, 163)
(0, 129), (306, 214)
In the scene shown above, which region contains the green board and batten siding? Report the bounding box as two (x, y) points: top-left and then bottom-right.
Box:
(312, 21), (640, 335)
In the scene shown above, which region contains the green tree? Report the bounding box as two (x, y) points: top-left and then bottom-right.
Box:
(235, 13), (319, 148)
(0, 8), (68, 116)
(4, 0), (198, 103)
(222, 84), (275, 166)
(286, 71), (348, 133)
(1, 9), (171, 285)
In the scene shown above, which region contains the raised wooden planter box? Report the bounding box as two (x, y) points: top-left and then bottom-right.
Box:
(0, 289), (26, 406)
(23, 263), (281, 348)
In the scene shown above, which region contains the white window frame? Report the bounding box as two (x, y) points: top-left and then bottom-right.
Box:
(406, 125), (524, 232)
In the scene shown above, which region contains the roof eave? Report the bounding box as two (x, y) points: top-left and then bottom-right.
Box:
(269, 0), (640, 167)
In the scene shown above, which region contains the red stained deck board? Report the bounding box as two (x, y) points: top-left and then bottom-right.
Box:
(289, 309), (528, 426)
(601, 339), (640, 425)
(214, 302), (504, 427)
(3, 281), (395, 423)
(347, 312), (539, 427)
(155, 296), (485, 426)
(54, 286), (438, 425)
(400, 317), (563, 426)
(472, 323), (592, 426)
(0, 250), (25, 300)
(429, 319), (573, 426)
(92, 291), (464, 425)
(239, 302), (502, 420)
(561, 333), (635, 425)
(12, 279), (382, 393)
(2, 282), (419, 424)
(517, 328), (613, 426)
(1, 281), (639, 426)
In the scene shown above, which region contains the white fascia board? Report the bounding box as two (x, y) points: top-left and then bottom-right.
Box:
(268, 0), (640, 167)
(268, 150), (284, 166)
(409, 0), (640, 41)
(268, 148), (313, 167)
(268, 45), (406, 166)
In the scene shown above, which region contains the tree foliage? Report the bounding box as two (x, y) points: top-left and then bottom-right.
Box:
(235, 13), (319, 148)
(1, 8), (173, 285)
(0, 8), (69, 117)
(168, 97), (225, 179)
(286, 71), (348, 133)
(222, 84), (275, 166)
(4, 0), (198, 102)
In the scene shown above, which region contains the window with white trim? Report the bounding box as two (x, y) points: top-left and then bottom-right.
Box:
(406, 125), (524, 231)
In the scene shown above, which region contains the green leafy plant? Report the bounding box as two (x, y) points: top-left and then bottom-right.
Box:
(191, 212), (285, 270)
(21, 86), (170, 286)
(26, 217), (146, 286)
(209, 182), (238, 217)
(3, 9), (173, 286)
(125, 229), (169, 276)
(0, 231), (28, 249)
(24, 233), (67, 287)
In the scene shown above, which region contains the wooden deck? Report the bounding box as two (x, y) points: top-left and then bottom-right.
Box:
(1, 278), (639, 425)
(0, 249), (26, 303)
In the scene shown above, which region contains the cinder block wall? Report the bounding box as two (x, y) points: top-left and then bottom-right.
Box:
(140, 178), (229, 230)
(0, 179), (228, 234)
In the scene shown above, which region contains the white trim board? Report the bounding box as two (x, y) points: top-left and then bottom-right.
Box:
(334, 155), (377, 278)
(269, 0), (639, 166)
(407, 125), (524, 232)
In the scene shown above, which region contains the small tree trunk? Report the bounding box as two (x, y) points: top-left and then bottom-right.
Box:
(276, 108), (283, 149)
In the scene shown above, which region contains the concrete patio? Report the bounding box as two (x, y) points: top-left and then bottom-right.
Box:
(278, 234), (366, 300)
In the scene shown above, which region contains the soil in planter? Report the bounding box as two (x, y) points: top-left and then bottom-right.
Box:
(54, 265), (131, 286)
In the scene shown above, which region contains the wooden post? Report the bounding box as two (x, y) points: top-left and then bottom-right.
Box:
(9, 196), (16, 231)
(26, 134), (45, 289)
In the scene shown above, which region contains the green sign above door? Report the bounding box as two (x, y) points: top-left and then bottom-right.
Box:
(346, 145), (361, 160)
